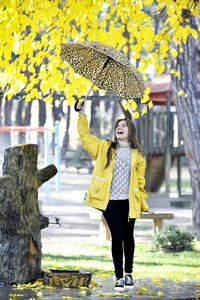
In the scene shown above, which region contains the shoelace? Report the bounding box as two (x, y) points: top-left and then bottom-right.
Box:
(125, 276), (133, 285)
(116, 278), (124, 285)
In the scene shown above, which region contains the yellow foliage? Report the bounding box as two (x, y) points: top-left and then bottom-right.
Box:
(0, 0), (199, 104)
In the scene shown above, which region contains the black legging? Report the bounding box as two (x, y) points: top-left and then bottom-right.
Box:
(102, 200), (136, 279)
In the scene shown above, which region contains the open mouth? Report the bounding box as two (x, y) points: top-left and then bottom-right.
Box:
(117, 131), (123, 135)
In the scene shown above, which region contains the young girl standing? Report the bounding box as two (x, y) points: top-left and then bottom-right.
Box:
(77, 102), (154, 292)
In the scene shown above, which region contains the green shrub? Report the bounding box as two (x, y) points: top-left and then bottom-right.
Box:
(152, 225), (194, 252)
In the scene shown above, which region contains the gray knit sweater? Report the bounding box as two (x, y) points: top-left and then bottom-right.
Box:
(109, 140), (132, 200)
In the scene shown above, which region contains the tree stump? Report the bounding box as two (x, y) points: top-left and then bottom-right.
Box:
(0, 143), (57, 285)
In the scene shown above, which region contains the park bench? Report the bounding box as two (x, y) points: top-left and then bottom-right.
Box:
(140, 213), (174, 235)
(90, 212), (174, 240)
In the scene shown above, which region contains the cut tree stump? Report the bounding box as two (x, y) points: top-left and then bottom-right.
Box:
(0, 143), (57, 285)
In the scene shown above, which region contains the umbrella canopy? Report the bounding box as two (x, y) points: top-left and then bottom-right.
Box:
(60, 41), (145, 100)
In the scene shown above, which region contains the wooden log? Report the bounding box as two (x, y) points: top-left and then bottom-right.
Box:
(0, 143), (57, 285)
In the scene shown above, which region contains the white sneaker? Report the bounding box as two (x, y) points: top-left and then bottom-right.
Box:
(114, 277), (124, 292)
(124, 274), (134, 290)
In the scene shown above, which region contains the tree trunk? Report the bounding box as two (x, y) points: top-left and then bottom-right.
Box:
(0, 143), (57, 285)
(171, 15), (200, 227)
(24, 101), (33, 126)
(38, 100), (46, 156)
(3, 97), (13, 149)
(90, 90), (101, 138)
(16, 99), (26, 144)
(0, 92), (3, 152)
(61, 105), (71, 163)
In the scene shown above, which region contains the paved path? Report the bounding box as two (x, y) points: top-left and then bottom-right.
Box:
(1, 275), (200, 299)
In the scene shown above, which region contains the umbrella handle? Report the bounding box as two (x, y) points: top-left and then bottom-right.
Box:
(74, 99), (85, 112)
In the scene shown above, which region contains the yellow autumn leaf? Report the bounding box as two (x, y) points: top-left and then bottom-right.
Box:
(133, 112), (140, 119)
(175, 71), (180, 77)
(178, 90), (184, 96)
(145, 87), (151, 95)
(141, 109), (147, 116)
(171, 48), (178, 57)
(197, 283), (200, 287)
(141, 284), (148, 292)
(136, 288), (143, 295)
(36, 292), (43, 297)
(124, 102), (130, 110)
(9, 294), (24, 298)
(90, 280), (99, 286)
(141, 94), (149, 103)
(143, 73), (147, 81)
(148, 100), (153, 109)
(131, 101), (137, 111)
(132, 53), (141, 59)
(101, 274), (108, 279)
(143, 0), (154, 5)
(157, 291), (164, 296)
(61, 297), (72, 300)
(123, 45), (129, 54)
(151, 290), (156, 295)
(44, 286), (54, 289)
(79, 290), (87, 295)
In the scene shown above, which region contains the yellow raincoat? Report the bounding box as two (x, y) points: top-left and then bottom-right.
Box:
(77, 115), (149, 219)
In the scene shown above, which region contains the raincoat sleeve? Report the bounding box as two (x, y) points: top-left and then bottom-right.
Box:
(136, 154), (149, 212)
(77, 115), (100, 161)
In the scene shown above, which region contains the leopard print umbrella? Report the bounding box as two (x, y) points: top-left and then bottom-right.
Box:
(60, 40), (145, 99)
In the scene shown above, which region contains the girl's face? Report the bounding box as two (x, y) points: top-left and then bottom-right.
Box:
(115, 120), (129, 142)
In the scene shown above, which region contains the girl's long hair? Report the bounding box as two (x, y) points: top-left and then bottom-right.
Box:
(104, 118), (144, 169)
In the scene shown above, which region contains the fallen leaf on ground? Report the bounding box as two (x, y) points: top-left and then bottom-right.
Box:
(136, 289), (143, 295)
(79, 291), (87, 295)
(101, 274), (108, 279)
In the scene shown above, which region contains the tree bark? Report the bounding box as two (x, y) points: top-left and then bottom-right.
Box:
(38, 100), (46, 156)
(90, 90), (101, 138)
(61, 105), (71, 163)
(3, 97), (13, 149)
(0, 143), (57, 285)
(16, 99), (26, 143)
(171, 15), (200, 227)
(0, 92), (3, 152)
(24, 101), (32, 126)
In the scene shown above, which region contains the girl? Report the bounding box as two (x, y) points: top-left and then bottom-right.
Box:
(77, 102), (154, 292)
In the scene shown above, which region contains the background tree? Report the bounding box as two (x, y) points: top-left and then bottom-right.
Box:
(171, 13), (200, 227)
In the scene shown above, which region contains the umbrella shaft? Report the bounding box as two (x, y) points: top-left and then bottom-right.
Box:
(86, 57), (111, 100)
